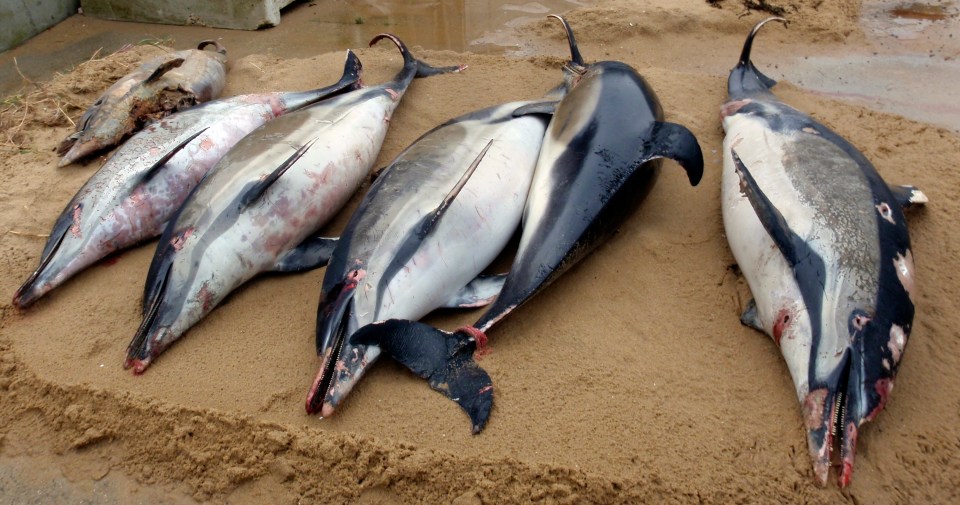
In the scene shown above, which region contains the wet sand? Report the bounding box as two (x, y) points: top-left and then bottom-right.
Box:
(2, 0), (960, 503)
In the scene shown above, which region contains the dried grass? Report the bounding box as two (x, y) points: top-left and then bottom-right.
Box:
(0, 42), (171, 152)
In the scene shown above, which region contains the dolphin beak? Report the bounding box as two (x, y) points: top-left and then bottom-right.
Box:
(803, 319), (900, 487)
(305, 340), (379, 417)
(58, 139), (101, 167)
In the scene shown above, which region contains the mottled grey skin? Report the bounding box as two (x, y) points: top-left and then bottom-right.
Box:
(721, 17), (922, 487)
(12, 51), (361, 309)
(125, 35), (462, 374)
(57, 40), (229, 167)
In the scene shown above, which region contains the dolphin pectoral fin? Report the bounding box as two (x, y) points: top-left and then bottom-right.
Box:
(512, 100), (559, 117)
(740, 299), (764, 332)
(643, 121), (705, 186)
(889, 185), (928, 209)
(351, 320), (493, 433)
(273, 236), (339, 273)
(239, 137), (319, 209)
(442, 274), (507, 309)
(145, 57), (186, 83)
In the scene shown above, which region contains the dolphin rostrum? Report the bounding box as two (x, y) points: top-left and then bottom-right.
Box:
(13, 51), (362, 309)
(58, 41), (230, 167)
(346, 15), (704, 432)
(124, 35), (462, 373)
(720, 18), (926, 487)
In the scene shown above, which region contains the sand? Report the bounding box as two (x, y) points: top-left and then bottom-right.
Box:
(2, 0), (959, 503)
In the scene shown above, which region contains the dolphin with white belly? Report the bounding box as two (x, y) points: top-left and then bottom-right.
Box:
(125, 35), (462, 373)
(305, 89), (570, 430)
(720, 18), (926, 487)
(13, 51), (362, 309)
(342, 15), (703, 432)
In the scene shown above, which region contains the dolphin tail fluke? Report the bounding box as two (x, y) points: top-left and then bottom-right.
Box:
(351, 320), (494, 434)
(642, 121), (705, 186)
(729, 17), (787, 97)
(369, 33), (465, 81)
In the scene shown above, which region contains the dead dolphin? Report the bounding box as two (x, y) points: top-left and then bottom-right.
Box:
(13, 51), (362, 309)
(124, 35), (462, 373)
(304, 91), (568, 428)
(58, 40), (229, 167)
(720, 18), (926, 487)
(347, 15), (704, 432)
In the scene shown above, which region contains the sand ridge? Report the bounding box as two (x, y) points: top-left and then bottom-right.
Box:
(2, 1), (959, 503)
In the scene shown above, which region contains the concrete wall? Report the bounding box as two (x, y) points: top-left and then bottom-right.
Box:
(0, 0), (80, 52)
(80, 0), (297, 30)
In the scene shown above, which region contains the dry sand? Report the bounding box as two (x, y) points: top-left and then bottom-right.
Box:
(2, 0), (959, 503)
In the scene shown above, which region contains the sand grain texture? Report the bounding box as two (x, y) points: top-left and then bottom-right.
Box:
(1, 1), (959, 503)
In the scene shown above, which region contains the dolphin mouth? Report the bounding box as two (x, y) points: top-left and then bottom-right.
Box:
(805, 350), (861, 487)
(305, 307), (350, 415)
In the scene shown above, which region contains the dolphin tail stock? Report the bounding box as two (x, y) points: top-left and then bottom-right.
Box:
(729, 17), (787, 97)
(369, 33), (466, 81)
(547, 14), (585, 68)
(280, 50), (364, 110)
(350, 319), (494, 434)
(639, 121), (705, 186)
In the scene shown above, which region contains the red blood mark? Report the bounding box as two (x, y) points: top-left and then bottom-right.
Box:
(170, 227), (194, 251)
(478, 385), (493, 395)
(385, 88), (399, 101)
(149, 147), (161, 157)
(772, 308), (791, 346)
(865, 379), (893, 422)
(69, 204), (83, 238)
(839, 424), (859, 488)
(196, 281), (215, 312)
(803, 389), (828, 430)
(457, 326), (490, 360)
(101, 252), (124, 266)
(720, 99), (752, 118)
(199, 137), (215, 151)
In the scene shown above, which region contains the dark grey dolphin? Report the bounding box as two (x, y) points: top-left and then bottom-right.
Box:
(720, 18), (926, 487)
(350, 15), (704, 432)
(124, 35), (462, 373)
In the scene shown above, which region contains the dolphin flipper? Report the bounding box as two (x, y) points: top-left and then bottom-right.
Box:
(350, 319), (493, 433)
(239, 137), (319, 209)
(145, 57), (186, 83)
(273, 236), (339, 273)
(441, 274), (507, 308)
(512, 101), (559, 117)
(889, 185), (928, 209)
(740, 299), (764, 332)
(641, 121), (705, 186)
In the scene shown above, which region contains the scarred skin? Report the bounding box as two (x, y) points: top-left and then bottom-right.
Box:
(12, 51), (362, 309)
(124, 35), (462, 373)
(57, 40), (229, 167)
(720, 18), (924, 487)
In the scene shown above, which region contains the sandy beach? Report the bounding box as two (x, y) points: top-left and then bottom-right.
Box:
(1, 0), (959, 503)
